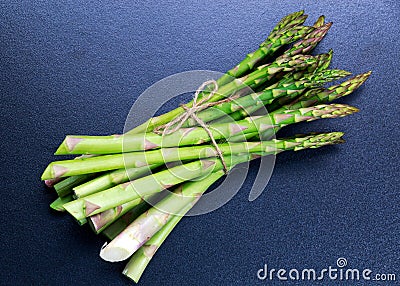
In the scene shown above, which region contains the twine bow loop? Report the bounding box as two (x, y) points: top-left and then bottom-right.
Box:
(154, 80), (234, 173)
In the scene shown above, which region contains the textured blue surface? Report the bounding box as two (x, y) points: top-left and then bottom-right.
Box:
(0, 1), (399, 285)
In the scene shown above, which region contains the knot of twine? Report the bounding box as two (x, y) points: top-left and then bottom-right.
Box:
(154, 80), (237, 174)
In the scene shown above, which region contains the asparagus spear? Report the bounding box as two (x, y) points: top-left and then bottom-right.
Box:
(279, 22), (332, 59)
(61, 104), (356, 222)
(313, 15), (326, 28)
(54, 173), (97, 197)
(50, 195), (73, 212)
(127, 19), (314, 135)
(212, 51), (335, 126)
(43, 103), (355, 179)
(101, 201), (152, 240)
(271, 10), (308, 34)
(313, 49), (334, 73)
(100, 172), (223, 262)
(101, 132), (345, 263)
(89, 198), (149, 234)
(50, 99), (350, 161)
(49, 115), (290, 157)
(73, 164), (162, 198)
(186, 68), (348, 127)
(46, 140), (284, 178)
(249, 72), (371, 141)
(44, 177), (64, 188)
(122, 201), (193, 283)
(278, 71), (372, 111)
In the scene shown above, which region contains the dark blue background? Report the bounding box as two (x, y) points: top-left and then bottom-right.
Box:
(0, 1), (399, 285)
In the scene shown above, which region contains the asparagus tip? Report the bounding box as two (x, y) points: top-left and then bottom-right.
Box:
(313, 15), (325, 27)
(335, 138), (346, 144)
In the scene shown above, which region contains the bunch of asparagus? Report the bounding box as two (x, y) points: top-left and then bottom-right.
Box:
(42, 11), (371, 282)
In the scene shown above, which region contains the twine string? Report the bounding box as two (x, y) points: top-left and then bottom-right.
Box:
(154, 80), (236, 173)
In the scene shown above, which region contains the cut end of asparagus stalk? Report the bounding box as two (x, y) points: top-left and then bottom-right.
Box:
(55, 136), (83, 154)
(100, 242), (132, 262)
(44, 177), (63, 188)
(41, 164), (67, 180)
(49, 195), (73, 212)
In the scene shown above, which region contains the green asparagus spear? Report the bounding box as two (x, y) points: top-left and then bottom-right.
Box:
(50, 195), (74, 212)
(44, 177), (64, 188)
(49, 116), (289, 158)
(54, 173), (97, 197)
(61, 106), (355, 223)
(122, 201), (193, 283)
(279, 22), (332, 59)
(50, 100), (351, 163)
(278, 71), (372, 112)
(101, 201), (152, 240)
(128, 35), (313, 134)
(89, 198), (149, 234)
(101, 132), (345, 263)
(313, 15), (326, 28)
(183, 68), (349, 127)
(73, 164), (162, 198)
(43, 104), (355, 180)
(100, 172), (224, 262)
(250, 72), (371, 141)
(271, 10), (308, 34)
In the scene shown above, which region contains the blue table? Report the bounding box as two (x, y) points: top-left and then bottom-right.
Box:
(0, 1), (399, 285)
